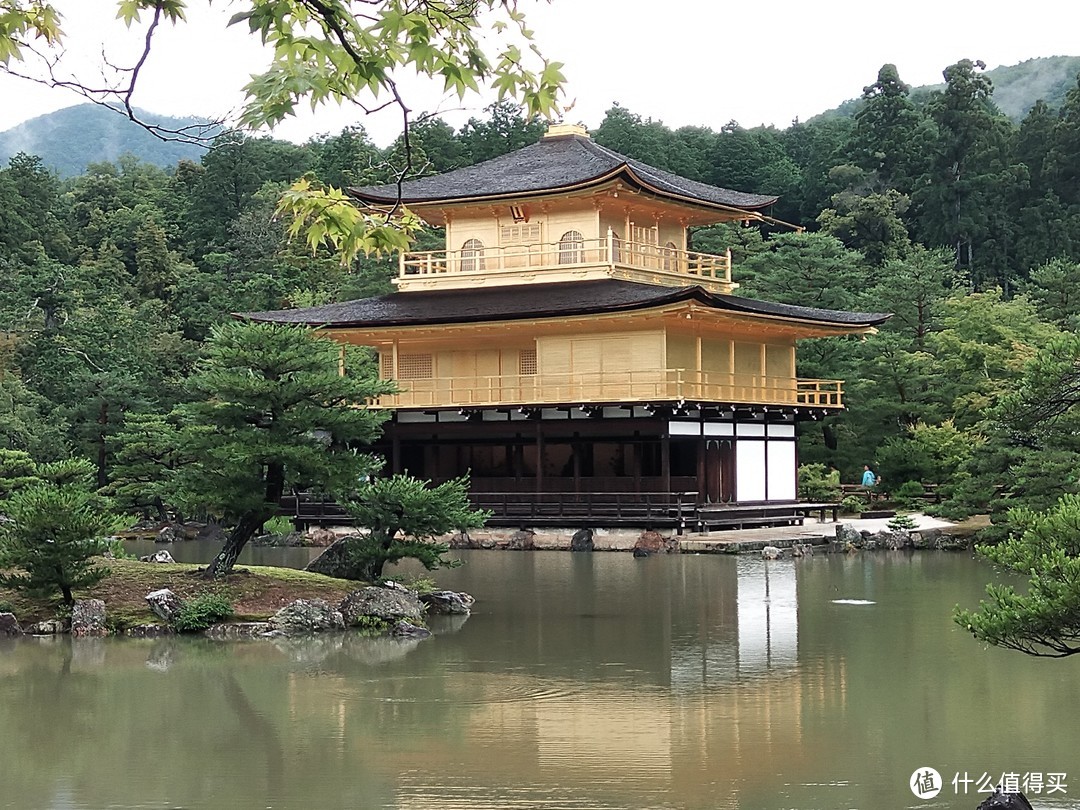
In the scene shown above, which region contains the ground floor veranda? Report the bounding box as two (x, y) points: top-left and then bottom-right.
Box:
(347, 402), (823, 530)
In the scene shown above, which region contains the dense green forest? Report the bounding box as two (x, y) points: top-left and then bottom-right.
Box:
(5, 58), (1080, 529)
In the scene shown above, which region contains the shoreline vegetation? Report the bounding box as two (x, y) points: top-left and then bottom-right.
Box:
(0, 513), (986, 640)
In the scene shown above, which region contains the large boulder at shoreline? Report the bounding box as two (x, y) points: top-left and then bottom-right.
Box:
(0, 612), (22, 636)
(835, 523), (863, 548)
(146, 588), (185, 623)
(156, 524), (186, 544)
(505, 529), (535, 551)
(140, 549), (176, 564)
(570, 528), (594, 552)
(420, 590), (475, 615)
(635, 530), (679, 555)
(71, 599), (107, 637)
(339, 586), (424, 626)
(269, 599), (344, 634)
(976, 790), (1034, 810)
(390, 620), (431, 639)
(305, 537), (356, 578)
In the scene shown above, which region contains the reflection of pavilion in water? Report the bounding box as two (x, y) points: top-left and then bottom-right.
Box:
(671, 556), (799, 688)
(280, 558), (848, 809)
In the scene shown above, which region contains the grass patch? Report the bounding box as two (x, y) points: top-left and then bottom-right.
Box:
(1, 558), (364, 627)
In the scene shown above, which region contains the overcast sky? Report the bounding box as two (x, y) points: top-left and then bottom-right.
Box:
(2, 1), (1080, 145)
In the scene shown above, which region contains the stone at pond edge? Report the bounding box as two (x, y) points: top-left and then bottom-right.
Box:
(125, 624), (175, 638)
(71, 599), (107, 637)
(975, 790), (1034, 810)
(505, 529), (535, 551)
(305, 536), (355, 578)
(269, 599), (345, 634)
(390, 620), (432, 639)
(340, 586), (424, 626)
(447, 531), (476, 549)
(28, 619), (65, 635)
(761, 546), (782, 560)
(635, 530), (679, 555)
(570, 528), (594, 552)
(835, 523), (863, 547)
(146, 588), (185, 623)
(140, 549), (176, 564)
(0, 612), (22, 636)
(420, 590), (475, 615)
(204, 622), (274, 639)
(156, 524), (186, 544)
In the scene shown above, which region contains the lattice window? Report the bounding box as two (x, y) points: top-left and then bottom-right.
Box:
(460, 238), (485, 272)
(557, 230), (585, 264)
(379, 351), (393, 379)
(397, 353), (433, 380)
(661, 240), (678, 272)
(518, 347), (538, 376)
(500, 223), (541, 245)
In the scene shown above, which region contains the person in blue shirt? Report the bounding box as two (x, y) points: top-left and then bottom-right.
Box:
(861, 465), (878, 488)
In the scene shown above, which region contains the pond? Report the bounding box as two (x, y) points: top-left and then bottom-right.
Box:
(1, 547), (1078, 810)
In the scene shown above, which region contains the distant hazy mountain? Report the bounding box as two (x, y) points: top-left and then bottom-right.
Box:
(0, 104), (219, 176)
(812, 55), (1080, 124)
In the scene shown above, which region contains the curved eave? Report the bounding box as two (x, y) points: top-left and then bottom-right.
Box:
(240, 285), (891, 332)
(350, 165), (778, 217)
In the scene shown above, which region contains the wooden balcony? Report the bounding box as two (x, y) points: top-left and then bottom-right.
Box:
(395, 234), (735, 293)
(369, 369), (843, 410)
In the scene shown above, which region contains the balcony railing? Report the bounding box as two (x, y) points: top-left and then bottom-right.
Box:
(369, 369), (843, 409)
(398, 233), (732, 286)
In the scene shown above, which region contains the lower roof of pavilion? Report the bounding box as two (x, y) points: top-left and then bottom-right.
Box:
(242, 279), (890, 333)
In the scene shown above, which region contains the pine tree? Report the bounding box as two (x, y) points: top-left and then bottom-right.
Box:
(168, 321), (392, 577)
(0, 479), (126, 605)
(342, 475), (487, 582)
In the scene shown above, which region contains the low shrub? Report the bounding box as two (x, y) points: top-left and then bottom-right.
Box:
(261, 516), (294, 535)
(840, 495), (866, 515)
(894, 480), (927, 507)
(172, 593), (234, 632)
(797, 463), (841, 502)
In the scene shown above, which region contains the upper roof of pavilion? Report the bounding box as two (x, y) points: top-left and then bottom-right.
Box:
(349, 123), (778, 215)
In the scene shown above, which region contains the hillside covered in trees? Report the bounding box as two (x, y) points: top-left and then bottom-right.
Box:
(4, 58), (1080, 528)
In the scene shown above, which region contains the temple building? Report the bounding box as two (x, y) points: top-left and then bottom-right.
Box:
(250, 123), (888, 529)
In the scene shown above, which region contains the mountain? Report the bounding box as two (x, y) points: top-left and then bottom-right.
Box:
(812, 55), (1080, 124)
(0, 104), (219, 176)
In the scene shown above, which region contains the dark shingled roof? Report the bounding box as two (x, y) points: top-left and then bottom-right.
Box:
(243, 280), (891, 330)
(350, 134), (777, 211)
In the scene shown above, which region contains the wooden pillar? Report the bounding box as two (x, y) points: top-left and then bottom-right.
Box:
(572, 436), (582, 495)
(696, 434), (707, 505)
(535, 422), (544, 495)
(627, 441), (639, 493)
(661, 434), (671, 496)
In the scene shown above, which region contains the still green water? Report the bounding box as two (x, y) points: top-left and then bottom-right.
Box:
(1, 549), (1077, 810)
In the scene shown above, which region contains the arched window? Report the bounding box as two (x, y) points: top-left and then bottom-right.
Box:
(558, 230), (585, 264)
(661, 241), (678, 272)
(460, 238), (485, 272)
